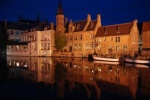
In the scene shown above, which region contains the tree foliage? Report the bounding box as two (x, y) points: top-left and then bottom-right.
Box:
(54, 33), (67, 51)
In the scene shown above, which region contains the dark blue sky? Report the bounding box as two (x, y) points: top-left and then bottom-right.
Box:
(0, 0), (150, 25)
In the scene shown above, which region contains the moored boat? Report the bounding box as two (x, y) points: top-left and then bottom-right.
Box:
(125, 63), (150, 68)
(92, 55), (120, 62)
(93, 60), (120, 65)
(125, 58), (150, 64)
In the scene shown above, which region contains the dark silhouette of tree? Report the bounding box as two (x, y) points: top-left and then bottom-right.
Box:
(54, 33), (67, 51)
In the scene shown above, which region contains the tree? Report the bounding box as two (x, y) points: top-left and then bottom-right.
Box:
(54, 33), (67, 51)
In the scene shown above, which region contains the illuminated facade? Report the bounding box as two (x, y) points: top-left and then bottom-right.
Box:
(55, 14), (101, 57)
(95, 20), (139, 57)
(7, 16), (41, 42)
(6, 0), (140, 57)
(6, 24), (55, 56)
(141, 22), (150, 56)
(55, 0), (139, 57)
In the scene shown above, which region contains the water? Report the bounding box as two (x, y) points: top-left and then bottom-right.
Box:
(0, 56), (150, 100)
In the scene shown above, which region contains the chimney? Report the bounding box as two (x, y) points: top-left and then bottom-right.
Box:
(97, 14), (102, 27)
(87, 14), (91, 22)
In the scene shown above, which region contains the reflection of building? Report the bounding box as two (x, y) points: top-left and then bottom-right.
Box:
(138, 68), (150, 96)
(6, 57), (150, 99)
(60, 58), (139, 99)
(7, 56), (55, 84)
(94, 63), (138, 99)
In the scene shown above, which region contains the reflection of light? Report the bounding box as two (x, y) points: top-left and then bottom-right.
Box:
(74, 65), (77, 67)
(98, 67), (101, 71)
(91, 70), (94, 73)
(9, 61), (11, 66)
(24, 65), (27, 67)
(24, 62), (27, 67)
(86, 66), (88, 69)
(16, 62), (19, 67)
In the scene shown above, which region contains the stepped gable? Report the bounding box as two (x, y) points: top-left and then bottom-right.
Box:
(142, 21), (150, 31)
(86, 20), (97, 31)
(95, 22), (133, 37)
(73, 20), (87, 32)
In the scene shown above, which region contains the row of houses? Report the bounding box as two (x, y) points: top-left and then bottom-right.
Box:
(4, 1), (150, 58)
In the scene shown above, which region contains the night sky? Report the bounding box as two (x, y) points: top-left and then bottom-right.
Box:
(0, 0), (150, 25)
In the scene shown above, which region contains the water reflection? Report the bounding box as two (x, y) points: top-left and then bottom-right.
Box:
(5, 56), (150, 99)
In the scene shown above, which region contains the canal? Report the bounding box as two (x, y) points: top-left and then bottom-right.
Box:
(0, 56), (150, 100)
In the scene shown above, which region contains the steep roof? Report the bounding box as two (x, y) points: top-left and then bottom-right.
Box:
(95, 22), (133, 37)
(73, 20), (87, 32)
(142, 22), (150, 31)
(56, 0), (63, 15)
(7, 22), (34, 30)
(86, 20), (97, 31)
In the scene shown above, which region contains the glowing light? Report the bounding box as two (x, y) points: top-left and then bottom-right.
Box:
(16, 62), (19, 67)
(9, 61), (11, 66)
(24, 65), (27, 67)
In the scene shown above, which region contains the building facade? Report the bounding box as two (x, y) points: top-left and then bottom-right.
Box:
(6, 0), (141, 58)
(55, 14), (101, 57)
(7, 24), (55, 56)
(95, 20), (139, 58)
(141, 22), (150, 56)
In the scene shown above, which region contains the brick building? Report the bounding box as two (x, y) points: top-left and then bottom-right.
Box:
(141, 22), (150, 56)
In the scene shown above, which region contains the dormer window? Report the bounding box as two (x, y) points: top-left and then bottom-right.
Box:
(77, 23), (80, 30)
(104, 28), (108, 34)
(117, 25), (120, 34)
